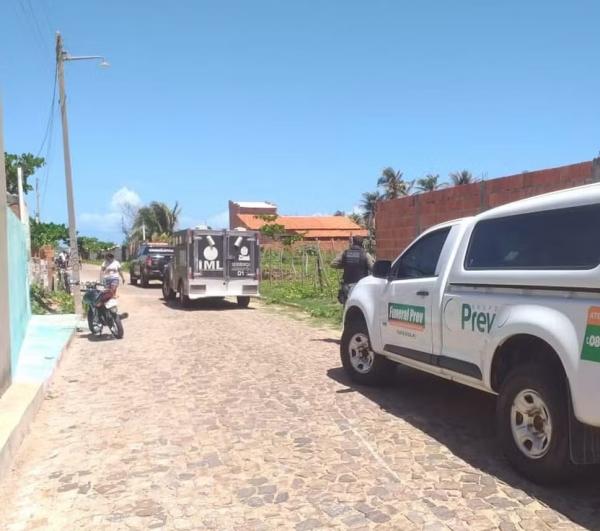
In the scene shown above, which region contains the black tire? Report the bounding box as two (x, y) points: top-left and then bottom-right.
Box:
(237, 296), (250, 308)
(87, 308), (97, 334)
(141, 272), (149, 288)
(109, 313), (124, 339)
(162, 279), (175, 301)
(497, 363), (571, 484)
(340, 316), (395, 386)
(178, 281), (190, 308)
(129, 272), (137, 285)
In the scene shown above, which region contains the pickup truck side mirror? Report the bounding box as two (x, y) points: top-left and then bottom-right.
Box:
(372, 260), (392, 279)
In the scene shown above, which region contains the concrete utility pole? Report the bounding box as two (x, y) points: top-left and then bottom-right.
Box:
(35, 176), (40, 222)
(0, 101), (12, 395)
(56, 32), (109, 319)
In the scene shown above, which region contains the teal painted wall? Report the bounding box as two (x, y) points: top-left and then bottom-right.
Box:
(7, 208), (31, 373)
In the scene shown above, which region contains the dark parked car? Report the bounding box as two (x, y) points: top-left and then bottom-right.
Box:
(129, 243), (174, 287)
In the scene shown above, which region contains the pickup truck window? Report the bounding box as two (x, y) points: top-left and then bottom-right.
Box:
(391, 227), (450, 280)
(465, 203), (600, 270)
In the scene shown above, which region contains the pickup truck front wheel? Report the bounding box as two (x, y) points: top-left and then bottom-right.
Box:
(341, 319), (394, 386)
(497, 364), (571, 484)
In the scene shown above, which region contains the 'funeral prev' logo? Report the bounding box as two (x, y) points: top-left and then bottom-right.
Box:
(581, 306), (600, 363)
(388, 303), (425, 330)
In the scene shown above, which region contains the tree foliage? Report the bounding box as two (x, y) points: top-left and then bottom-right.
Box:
(360, 191), (381, 228)
(450, 170), (475, 185)
(30, 219), (68, 250)
(348, 212), (365, 227)
(4, 152), (45, 195)
(377, 167), (413, 199)
(416, 174), (443, 192)
(131, 201), (181, 242)
(257, 214), (303, 247)
(77, 236), (116, 258)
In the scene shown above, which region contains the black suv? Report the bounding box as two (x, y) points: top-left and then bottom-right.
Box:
(130, 244), (174, 287)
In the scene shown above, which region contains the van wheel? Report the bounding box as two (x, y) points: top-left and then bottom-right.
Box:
(178, 281), (190, 308)
(237, 296), (250, 308)
(497, 363), (571, 484)
(340, 318), (394, 385)
(162, 279), (175, 301)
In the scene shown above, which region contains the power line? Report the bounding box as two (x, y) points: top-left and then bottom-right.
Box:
(38, 0), (55, 37)
(40, 67), (59, 218)
(36, 62), (58, 157)
(12, 0), (53, 73)
(24, 0), (52, 54)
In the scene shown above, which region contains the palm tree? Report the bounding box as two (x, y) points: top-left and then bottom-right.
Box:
(377, 167), (413, 199)
(132, 201), (181, 241)
(348, 212), (365, 227)
(360, 191), (381, 230)
(450, 170), (475, 186)
(416, 174), (443, 192)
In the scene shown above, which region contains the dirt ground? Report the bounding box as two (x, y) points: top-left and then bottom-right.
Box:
(0, 265), (599, 530)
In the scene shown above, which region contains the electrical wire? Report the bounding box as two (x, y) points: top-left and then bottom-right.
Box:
(12, 0), (53, 74)
(36, 62), (58, 158)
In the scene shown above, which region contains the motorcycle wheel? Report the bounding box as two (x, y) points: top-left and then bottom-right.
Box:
(109, 313), (124, 339)
(87, 308), (101, 335)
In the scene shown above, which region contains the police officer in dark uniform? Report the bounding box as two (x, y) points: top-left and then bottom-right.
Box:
(331, 236), (375, 304)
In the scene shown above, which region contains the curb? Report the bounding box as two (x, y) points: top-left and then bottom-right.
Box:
(0, 326), (77, 480)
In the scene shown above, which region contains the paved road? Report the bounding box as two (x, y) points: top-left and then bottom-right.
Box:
(1, 268), (599, 530)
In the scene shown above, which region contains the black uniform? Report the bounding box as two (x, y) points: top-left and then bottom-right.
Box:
(340, 245), (370, 284)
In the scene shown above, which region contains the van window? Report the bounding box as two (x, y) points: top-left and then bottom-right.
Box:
(465, 204), (600, 270)
(392, 227), (451, 279)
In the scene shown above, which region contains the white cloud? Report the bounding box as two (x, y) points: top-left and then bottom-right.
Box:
(80, 187), (142, 237)
(110, 187), (142, 211)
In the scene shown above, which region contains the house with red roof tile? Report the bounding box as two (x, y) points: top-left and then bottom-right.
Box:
(229, 200), (366, 251)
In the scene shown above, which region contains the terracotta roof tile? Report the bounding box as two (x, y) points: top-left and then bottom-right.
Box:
(237, 214), (364, 232)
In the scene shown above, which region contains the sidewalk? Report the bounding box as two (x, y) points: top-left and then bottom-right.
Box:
(0, 314), (77, 478)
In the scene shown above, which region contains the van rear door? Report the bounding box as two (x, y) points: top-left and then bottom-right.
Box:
(194, 232), (226, 279)
(226, 232), (259, 280)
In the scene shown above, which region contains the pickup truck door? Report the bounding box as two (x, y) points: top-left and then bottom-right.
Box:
(380, 227), (451, 365)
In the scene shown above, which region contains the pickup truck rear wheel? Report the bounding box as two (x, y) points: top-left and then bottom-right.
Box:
(237, 296), (250, 308)
(341, 319), (394, 385)
(497, 363), (571, 484)
(141, 272), (149, 288)
(162, 279), (175, 301)
(178, 281), (190, 308)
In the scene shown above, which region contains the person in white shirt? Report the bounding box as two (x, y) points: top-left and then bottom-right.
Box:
(100, 252), (125, 295)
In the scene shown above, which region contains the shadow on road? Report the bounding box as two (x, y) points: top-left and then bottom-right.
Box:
(327, 365), (600, 530)
(85, 333), (118, 342)
(311, 338), (340, 345)
(129, 282), (162, 290)
(162, 298), (256, 312)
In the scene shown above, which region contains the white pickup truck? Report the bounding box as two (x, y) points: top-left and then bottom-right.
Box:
(342, 183), (600, 483)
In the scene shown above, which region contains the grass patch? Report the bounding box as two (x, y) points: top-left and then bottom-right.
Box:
(30, 284), (74, 315)
(261, 280), (342, 327)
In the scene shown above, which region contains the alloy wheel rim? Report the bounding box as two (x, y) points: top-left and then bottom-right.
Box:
(511, 389), (553, 459)
(348, 333), (374, 374)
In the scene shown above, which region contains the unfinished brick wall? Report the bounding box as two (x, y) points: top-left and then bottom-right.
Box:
(375, 160), (598, 260)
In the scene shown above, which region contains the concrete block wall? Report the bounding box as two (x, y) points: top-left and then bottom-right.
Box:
(376, 160), (595, 260)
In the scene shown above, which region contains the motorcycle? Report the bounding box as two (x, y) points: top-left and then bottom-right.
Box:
(82, 281), (127, 339)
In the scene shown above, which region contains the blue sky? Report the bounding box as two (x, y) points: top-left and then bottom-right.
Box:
(1, 0), (599, 243)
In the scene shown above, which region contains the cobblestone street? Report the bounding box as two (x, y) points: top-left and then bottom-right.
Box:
(1, 274), (599, 530)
